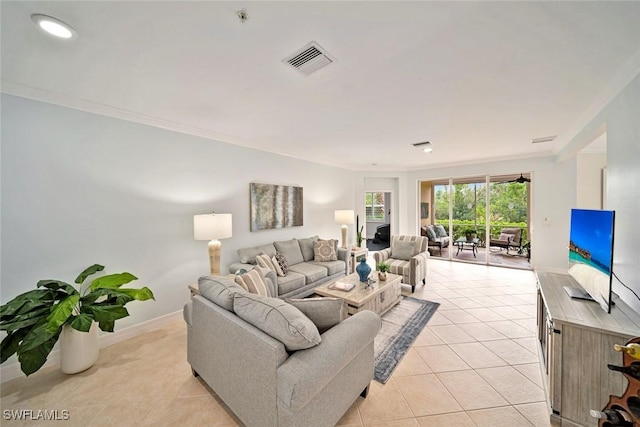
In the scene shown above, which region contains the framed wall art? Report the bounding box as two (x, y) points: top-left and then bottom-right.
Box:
(420, 202), (429, 219)
(250, 183), (303, 231)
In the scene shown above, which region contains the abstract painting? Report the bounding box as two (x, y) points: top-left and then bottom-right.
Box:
(250, 183), (303, 231)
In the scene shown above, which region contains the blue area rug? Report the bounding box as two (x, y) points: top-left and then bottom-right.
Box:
(374, 296), (439, 383)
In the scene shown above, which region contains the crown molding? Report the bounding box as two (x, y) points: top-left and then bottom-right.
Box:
(1, 81), (254, 147)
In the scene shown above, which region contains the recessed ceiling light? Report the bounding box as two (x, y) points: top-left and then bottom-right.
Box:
(31, 14), (77, 39)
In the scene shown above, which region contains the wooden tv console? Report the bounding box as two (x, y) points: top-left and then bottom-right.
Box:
(536, 271), (640, 426)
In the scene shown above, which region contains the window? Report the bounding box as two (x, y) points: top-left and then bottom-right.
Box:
(365, 192), (385, 221)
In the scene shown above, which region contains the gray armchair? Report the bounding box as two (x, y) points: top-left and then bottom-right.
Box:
(373, 235), (429, 292)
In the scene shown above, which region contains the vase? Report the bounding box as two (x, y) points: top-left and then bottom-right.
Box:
(378, 271), (387, 281)
(355, 258), (371, 283)
(60, 322), (99, 374)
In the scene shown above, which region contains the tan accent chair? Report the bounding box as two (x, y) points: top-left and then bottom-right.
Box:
(373, 235), (429, 293)
(489, 227), (522, 254)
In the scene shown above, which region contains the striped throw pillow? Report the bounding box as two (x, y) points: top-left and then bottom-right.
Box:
(256, 253), (276, 272)
(235, 268), (272, 297)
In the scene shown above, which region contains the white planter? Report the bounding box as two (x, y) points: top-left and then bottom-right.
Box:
(60, 322), (99, 374)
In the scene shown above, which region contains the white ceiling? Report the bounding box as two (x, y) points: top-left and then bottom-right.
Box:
(2, 1), (640, 171)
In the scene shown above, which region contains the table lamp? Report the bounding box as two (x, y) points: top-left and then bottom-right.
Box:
(334, 210), (354, 249)
(194, 213), (232, 275)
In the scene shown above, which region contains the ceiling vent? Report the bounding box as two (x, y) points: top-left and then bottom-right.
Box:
(531, 135), (557, 144)
(283, 42), (335, 75)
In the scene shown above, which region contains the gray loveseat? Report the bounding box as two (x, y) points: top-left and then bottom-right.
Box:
(229, 236), (349, 299)
(184, 276), (381, 427)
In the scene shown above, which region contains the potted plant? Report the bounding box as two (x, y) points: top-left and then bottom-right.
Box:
(461, 227), (477, 241)
(376, 262), (391, 281)
(355, 215), (364, 248)
(0, 264), (154, 376)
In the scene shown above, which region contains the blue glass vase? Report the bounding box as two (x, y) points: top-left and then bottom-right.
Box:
(355, 258), (371, 282)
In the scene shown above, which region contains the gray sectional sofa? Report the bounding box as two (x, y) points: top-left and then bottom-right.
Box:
(229, 236), (349, 299)
(184, 276), (381, 427)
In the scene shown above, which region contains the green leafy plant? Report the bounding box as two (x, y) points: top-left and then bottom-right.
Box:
(356, 215), (364, 247)
(0, 264), (154, 376)
(376, 262), (391, 273)
(460, 227), (477, 238)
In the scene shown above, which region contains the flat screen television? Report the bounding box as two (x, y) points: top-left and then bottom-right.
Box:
(566, 208), (615, 313)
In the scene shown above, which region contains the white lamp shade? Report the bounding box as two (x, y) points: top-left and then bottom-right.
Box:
(334, 210), (354, 225)
(194, 213), (232, 240)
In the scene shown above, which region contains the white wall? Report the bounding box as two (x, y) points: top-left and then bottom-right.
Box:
(576, 152), (606, 209)
(595, 75), (640, 312)
(0, 94), (356, 328)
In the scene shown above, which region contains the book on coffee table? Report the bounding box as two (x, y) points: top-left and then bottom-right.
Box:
(329, 281), (355, 292)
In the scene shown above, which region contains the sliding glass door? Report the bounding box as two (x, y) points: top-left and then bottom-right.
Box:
(487, 175), (530, 267)
(420, 173), (531, 269)
(450, 177), (487, 264)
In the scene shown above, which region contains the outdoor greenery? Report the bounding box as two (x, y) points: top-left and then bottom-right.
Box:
(433, 181), (528, 242)
(365, 192), (385, 221)
(0, 264), (154, 376)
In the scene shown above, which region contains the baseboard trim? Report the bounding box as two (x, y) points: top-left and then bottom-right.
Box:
(0, 310), (183, 384)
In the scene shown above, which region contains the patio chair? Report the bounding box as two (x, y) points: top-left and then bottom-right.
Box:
(489, 228), (522, 254)
(421, 224), (449, 256)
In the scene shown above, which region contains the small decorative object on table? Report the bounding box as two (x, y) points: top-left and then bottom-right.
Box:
(364, 277), (377, 289)
(377, 262), (390, 281)
(355, 258), (371, 283)
(329, 281), (356, 292)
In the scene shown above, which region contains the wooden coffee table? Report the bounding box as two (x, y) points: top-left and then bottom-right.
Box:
(315, 272), (402, 317)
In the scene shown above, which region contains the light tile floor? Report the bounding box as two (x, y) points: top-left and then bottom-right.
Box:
(0, 260), (551, 427)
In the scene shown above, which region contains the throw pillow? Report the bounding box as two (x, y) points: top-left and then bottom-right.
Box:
(233, 293), (322, 351)
(498, 233), (512, 241)
(198, 276), (246, 312)
(272, 253), (288, 276)
(314, 239), (338, 262)
(255, 253), (276, 272)
(237, 243), (277, 265)
(297, 236), (319, 262)
(424, 225), (437, 240)
(434, 224), (448, 238)
(235, 268), (272, 297)
(392, 240), (417, 261)
(273, 239), (304, 266)
(285, 297), (343, 333)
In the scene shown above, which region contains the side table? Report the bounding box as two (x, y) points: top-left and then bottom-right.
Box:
(349, 247), (368, 273)
(188, 283), (199, 296)
(455, 237), (479, 257)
